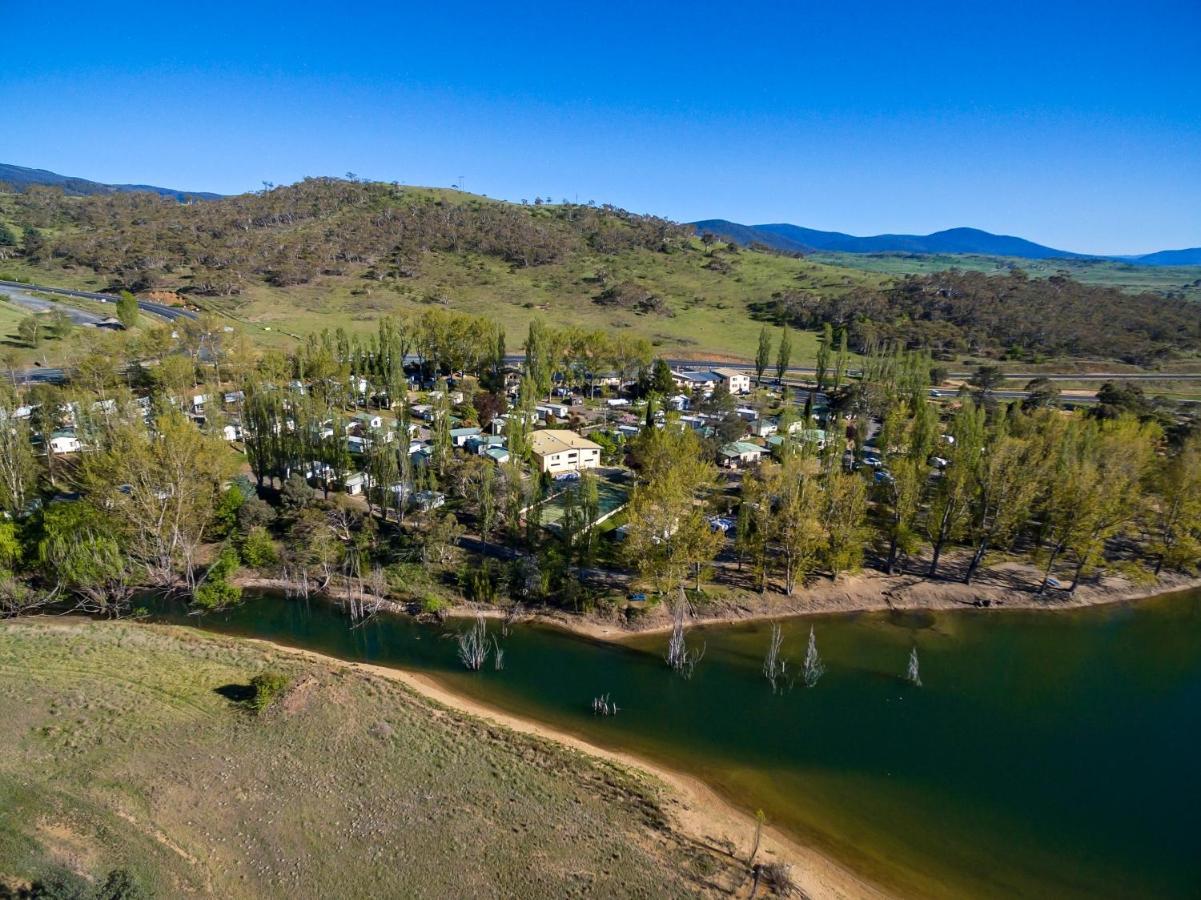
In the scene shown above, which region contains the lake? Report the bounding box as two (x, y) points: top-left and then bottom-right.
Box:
(151, 589), (1201, 898)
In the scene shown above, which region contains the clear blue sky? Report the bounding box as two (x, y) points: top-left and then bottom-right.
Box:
(5, 0), (1199, 254)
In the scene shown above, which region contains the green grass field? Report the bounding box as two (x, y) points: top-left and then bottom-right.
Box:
(0, 299), (26, 344)
(0, 619), (736, 898)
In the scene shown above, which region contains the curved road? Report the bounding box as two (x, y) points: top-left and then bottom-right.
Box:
(0, 283), (111, 326)
(0, 279), (197, 322)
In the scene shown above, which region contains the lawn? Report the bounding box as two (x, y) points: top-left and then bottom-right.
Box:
(0, 619), (734, 898)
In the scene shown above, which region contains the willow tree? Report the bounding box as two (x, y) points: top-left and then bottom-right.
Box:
(1035, 415), (1157, 593)
(823, 470), (868, 575)
(37, 500), (137, 615)
(963, 432), (1041, 584)
(1061, 416), (1158, 591)
(79, 411), (236, 591)
(1146, 435), (1201, 575)
(0, 415), (37, 516)
(926, 399), (985, 577)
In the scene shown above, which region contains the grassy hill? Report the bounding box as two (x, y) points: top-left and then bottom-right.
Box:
(0, 619), (737, 898)
(0, 182), (886, 361)
(2, 178), (1199, 367)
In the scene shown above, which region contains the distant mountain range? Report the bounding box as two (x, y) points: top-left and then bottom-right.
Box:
(0, 163), (221, 201)
(690, 220), (1201, 267)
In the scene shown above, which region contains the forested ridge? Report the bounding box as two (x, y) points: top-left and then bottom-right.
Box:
(764, 269), (1201, 364)
(2, 178), (692, 294)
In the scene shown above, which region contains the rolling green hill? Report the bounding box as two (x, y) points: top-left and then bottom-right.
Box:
(0, 181), (886, 361)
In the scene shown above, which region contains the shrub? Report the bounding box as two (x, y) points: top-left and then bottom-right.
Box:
(420, 593), (449, 615)
(193, 577), (241, 610)
(239, 525), (279, 568)
(236, 495), (277, 531)
(192, 546), (243, 609)
(210, 484), (245, 538)
(281, 472), (316, 511)
(95, 868), (148, 900)
(247, 671), (290, 713)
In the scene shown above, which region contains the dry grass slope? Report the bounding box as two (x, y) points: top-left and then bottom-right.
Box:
(0, 620), (739, 898)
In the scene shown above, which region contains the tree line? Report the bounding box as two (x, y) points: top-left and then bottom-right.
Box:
(618, 346), (1201, 600)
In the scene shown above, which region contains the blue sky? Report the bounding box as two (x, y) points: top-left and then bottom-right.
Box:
(5, 1), (1199, 254)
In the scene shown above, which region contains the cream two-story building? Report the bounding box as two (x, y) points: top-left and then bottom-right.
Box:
(528, 429), (602, 474)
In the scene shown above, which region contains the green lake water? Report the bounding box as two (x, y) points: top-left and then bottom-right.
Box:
(152, 590), (1201, 898)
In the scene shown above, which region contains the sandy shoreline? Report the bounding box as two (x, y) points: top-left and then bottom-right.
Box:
(229, 633), (889, 900)
(236, 563), (1201, 646)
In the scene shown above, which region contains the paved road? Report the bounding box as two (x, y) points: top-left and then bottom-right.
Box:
(497, 355), (1201, 381)
(0, 279), (198, 322)
(9, 367), (68, 385)
(0, 283), (110, 326)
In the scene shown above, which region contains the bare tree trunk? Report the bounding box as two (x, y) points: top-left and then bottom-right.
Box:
(964, 537), (989, 585)
(1037, 543), (1063, 595)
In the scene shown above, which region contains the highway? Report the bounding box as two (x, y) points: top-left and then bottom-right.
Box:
(0, 279), (198, 322)
(0, 282), (112, 326)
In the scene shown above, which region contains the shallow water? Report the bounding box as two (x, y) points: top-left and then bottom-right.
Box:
(152, 590), (1201, 898)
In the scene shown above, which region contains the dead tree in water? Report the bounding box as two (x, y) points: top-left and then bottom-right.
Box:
(457, 616), (491, 670)
(907, 646), (922, 687)
(665, 594), (705, 678)
(348, 565), (387, 628)
(802, 626), (825, 688)
(762, 623), (790, 692)
(280, 564), (311, 600)
(492, 636), (505, 671)
(591, 693), (619, 716)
